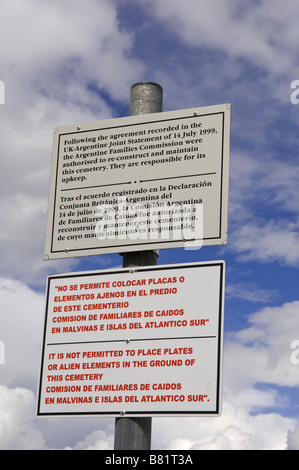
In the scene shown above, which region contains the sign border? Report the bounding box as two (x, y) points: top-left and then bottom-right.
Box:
(44, 104), (231, 259)
(37, 261), (225, 418)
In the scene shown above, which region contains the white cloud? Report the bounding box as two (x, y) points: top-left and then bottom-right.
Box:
(229, 152), (299, 222)
(225, 301), (299, 388)
(194, 410), (294, 450)
(226, 282), (278, 303)
(151, 300), (299, 450)
(0, 278), (298, 449)
(0, 279), (44, 389)
(152, 399), (295, 450)
(1, 0), (299, 451)
(0, 384), (114, 450)
(145, 0), (299, 76)
(287, 426), (299, 450)
(0, 0), (144, 102)
(0, 0), (297, 282)
(231, 220), (299, 266)
(0, 277), (115, 449)
(228, 151), (299, 266)
(0, 385), (46, 450)
(0, 0), (146, 283)
(70, 429), (114, 450)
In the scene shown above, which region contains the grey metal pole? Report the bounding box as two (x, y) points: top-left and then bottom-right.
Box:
(114, 82), (163, 450)
(122, 82), (162, 269)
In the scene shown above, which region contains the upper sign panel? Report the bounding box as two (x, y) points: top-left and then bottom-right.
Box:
(44, 104), (231, 259)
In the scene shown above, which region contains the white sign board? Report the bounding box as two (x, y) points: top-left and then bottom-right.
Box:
(44, 104), (231, 259)
(37, 261), (225, 417)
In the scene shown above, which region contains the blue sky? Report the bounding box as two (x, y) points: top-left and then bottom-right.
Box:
(1, 0), (299, 450)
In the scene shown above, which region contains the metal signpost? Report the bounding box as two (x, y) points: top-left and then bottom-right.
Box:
(115, 83), (162, 450)
(40, 82), (231, 451)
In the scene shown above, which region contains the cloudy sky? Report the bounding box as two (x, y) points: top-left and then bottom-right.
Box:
(1, 0), (299, 450)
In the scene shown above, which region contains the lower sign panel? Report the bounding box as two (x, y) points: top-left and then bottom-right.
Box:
(37, 261), (225, 417)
